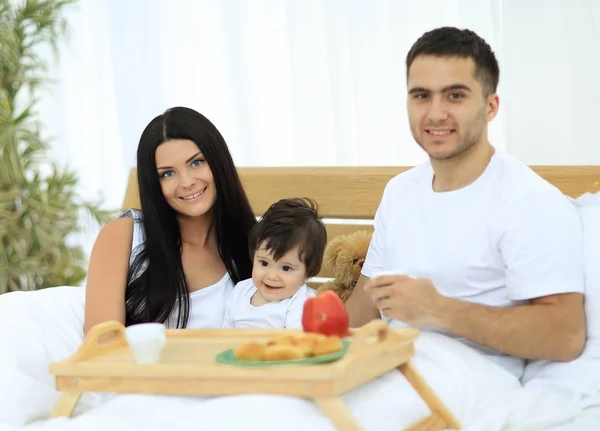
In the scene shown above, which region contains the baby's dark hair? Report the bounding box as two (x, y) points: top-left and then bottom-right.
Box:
(249, 198), (327, 279)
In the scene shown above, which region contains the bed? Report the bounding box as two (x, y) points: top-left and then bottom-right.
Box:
(1, 163), (599, 431)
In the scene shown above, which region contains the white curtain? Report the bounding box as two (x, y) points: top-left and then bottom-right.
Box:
(35, 0), (600, 260)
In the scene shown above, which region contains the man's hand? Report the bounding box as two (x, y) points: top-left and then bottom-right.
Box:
(366, 274), (586, 361)
(365, 275), (446, 329)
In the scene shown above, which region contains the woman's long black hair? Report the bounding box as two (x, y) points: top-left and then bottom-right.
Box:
(125, 107), (256, 328)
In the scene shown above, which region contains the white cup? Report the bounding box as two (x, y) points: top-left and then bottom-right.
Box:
(125, 323), (167, 364)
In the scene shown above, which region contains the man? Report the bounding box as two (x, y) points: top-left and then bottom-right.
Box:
(345, 27), (586, 379)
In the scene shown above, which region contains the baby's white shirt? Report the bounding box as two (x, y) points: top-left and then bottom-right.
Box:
(222, 278), (316, 329)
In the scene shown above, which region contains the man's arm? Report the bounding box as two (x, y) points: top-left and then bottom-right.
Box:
(438, 291), (586, 361)
(345, 274), (380, 328)
(368, 275), (586, 361)
(476, 187), (587, 361)
(368, 187), (587, 362)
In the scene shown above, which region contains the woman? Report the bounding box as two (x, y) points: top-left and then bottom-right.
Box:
(84, 106), (256, 332)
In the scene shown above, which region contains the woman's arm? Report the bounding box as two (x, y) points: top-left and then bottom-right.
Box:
(83, 217), (134, 333)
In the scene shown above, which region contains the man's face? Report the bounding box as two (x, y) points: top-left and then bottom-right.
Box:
(406, 55), (498, 161)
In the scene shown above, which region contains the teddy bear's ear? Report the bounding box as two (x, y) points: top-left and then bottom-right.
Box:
(323, 236), (346, 270)
(356, 230), (373, 248)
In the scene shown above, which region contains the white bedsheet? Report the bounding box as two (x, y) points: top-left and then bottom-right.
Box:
(0, 286), (599, 431)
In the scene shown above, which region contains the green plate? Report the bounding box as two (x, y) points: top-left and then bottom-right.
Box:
(215, 339), (351, 367)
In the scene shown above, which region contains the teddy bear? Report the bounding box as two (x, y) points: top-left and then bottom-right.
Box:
(316, 230), (373, 302)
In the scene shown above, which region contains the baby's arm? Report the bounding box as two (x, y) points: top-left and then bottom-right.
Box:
(222, 292), (236, 329)
(284, 287), (315, 328)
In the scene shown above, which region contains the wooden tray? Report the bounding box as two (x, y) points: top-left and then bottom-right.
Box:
(49, 320), (460, 431)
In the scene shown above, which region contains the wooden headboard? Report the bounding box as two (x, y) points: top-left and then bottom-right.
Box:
(122, 166), (600, 288)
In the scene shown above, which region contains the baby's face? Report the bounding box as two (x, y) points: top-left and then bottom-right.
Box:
(252, 243), (307, 303)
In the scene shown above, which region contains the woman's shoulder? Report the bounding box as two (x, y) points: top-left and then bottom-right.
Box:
(113, 209), (145, 253)
(98, 214), (135, 239)
(116, 208), (143, 222)
(90, 216), (135, 255)
(87, 216), (136, 283)
(89, 210), (143, 264)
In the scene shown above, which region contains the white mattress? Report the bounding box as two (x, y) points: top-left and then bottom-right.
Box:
(1, 286), (599, 431)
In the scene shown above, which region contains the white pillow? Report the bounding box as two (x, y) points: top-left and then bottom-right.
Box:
(522, 192), (600, 395)
(0, 286), (104, 425)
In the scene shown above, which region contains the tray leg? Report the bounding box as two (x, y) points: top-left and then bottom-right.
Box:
(313, 397), (362, 431)
(49, 391), (82, 418)
(398, 362), (461, 430)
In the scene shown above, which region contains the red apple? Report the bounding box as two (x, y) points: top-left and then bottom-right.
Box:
(302, 291), (350, 337)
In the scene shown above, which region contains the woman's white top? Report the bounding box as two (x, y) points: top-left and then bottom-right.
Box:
(121, 209), (234, 329)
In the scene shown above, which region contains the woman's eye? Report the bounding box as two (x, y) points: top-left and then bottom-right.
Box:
(160, 170), (174, 178)
(191, 159), (203, 167)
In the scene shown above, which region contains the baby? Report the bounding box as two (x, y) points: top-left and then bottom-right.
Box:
(222, 198), (327, 329)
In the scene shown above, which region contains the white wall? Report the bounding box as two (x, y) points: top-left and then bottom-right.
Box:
(34, 0), (600, 261)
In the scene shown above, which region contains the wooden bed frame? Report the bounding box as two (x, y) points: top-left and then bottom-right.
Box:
(122, 165), (600, 289)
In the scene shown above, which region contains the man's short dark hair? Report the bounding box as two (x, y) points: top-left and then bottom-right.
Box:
(405, 26), (500, 96)
(249, 198), (327, 279)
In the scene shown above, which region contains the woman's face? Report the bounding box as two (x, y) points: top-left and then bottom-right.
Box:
(155, 139), (216, 218)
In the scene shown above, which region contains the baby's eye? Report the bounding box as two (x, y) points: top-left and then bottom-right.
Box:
(259, 260), (268, 267)
(282, 266), (292, 272)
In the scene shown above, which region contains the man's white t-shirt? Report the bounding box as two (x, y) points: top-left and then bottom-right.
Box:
(361, 148), (584, 379)
(222, 278), (316, 329)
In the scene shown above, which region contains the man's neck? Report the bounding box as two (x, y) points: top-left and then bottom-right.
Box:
(431, 141), (495, 192)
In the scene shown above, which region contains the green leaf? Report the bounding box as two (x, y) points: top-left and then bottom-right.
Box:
(1, 0), (113, 294)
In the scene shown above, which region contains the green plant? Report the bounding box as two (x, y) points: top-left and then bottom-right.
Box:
(0, 0), (113, 293)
